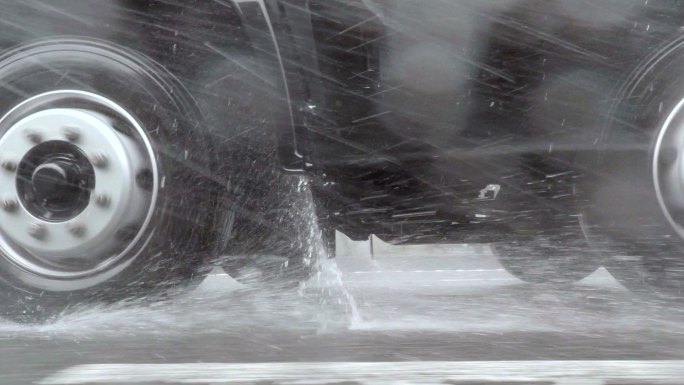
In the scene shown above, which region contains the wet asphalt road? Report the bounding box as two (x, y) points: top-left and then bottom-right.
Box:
(3, 250), (684, 384)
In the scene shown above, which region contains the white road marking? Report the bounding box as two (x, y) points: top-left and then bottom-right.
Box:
(351, 269), (505, 274)
(437, 278), (513, 282)
(39, 360), (684, 384)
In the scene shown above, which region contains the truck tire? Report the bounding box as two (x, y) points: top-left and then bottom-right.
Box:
(0, 39), (223, 322)
(493, 226), (602, 285)
(194, 56), (321, 288)
(582, 33), (684, 298)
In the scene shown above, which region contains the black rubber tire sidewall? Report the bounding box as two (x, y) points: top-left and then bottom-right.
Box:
(584, 34), (684, 298)
(193, 54), (320, 288)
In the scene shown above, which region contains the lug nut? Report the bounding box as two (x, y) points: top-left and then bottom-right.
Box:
(63, 127), (80, 142)
(25, 131), (42, 144)
(67, 222), (86, 237)
(90, 152), (108, 168)
(28, 223), (46, 240)
(1, 160), (16, 172)
(1, 199), (17, 212)
(94, 194), (110, 207)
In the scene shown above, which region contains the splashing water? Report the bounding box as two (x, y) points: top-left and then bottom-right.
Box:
(292, 177), (363, 330)
(0, 176), (364, 337)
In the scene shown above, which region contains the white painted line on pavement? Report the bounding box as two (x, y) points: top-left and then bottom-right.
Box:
(437, 278), (514, 282)
(39, 360), (684, 384)
(351, 269), (505, 274)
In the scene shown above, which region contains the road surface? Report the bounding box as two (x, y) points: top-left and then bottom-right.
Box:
(2, 245), (684, 384)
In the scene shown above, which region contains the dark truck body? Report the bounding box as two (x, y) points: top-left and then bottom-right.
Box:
(265, 0), (682, 245)
(3, 0), (678, 246)
(0, 0), (676, 245)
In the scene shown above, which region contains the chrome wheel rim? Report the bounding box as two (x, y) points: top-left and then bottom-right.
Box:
(653, 97), (684, 240)
(0, 90), (158, 280)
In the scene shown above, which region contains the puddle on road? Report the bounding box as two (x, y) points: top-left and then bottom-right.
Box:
(0, 259), (358, 338)
(1, 178), (684, 340)
(2, 258), (684, 340)
(347, 283), (684, 334)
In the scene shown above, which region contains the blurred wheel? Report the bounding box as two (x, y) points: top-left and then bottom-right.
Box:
(490, 157), (602, 284)
(195, 56), (321, 288)
(583, 34), (684, 297)
(493, 221), (602, 284)
(0, 39), (223, 322)
(219, 174), (322, 289)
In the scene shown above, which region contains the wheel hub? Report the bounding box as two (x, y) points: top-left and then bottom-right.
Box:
(18, 141), (94, 222)
(0, 90), (157, 277)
